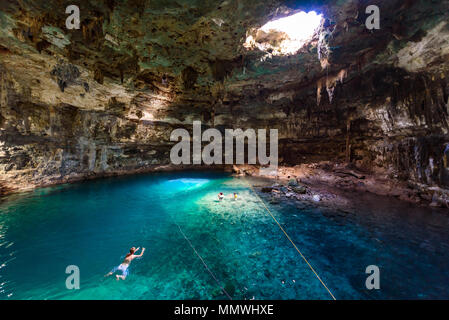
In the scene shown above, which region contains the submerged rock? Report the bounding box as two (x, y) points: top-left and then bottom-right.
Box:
(261, 187), (273, 193)
(279, 186), (288, 193)
(291, 185), (307, 194)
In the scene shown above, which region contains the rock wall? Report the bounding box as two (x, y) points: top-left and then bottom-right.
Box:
(1, 0), (449, 204)
(0, 62), (175, 191)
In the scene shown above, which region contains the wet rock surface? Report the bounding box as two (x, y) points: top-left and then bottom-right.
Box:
(0, 0), (449, 208)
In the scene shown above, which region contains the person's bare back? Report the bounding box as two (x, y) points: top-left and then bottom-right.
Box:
(122, 247), (145, 264)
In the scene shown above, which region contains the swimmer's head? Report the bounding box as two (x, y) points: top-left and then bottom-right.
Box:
(130, 247), (136, 254)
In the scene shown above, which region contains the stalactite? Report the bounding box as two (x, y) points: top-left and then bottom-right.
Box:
(81, 17), (104, 43)
(316, 80), (323, 106)
(422, 76), (434, 126)
(317, 20), (333, 69)
(94, 67), (104, 84)
(316, 68), (348, 106)
(345, 117), (352, 163)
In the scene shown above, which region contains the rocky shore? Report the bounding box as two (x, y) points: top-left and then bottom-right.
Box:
(2, 160), (449, 211)
(233, 164), (449, 209)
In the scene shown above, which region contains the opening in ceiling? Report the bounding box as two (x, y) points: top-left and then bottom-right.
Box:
(244, 11), (323, 56)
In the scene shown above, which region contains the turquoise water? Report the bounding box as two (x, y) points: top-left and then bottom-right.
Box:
(0, 171), (448, 300)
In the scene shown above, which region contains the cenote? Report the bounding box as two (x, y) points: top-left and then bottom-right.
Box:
(0, 172), (448, 300)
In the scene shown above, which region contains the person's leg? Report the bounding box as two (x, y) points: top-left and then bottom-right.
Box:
(116, 272), (127, 280)
(105, 266), (118, 277)
(116, 265), (128, 280)
(122, 268), (129, 280)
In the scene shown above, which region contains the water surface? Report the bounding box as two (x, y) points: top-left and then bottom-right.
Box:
(0, 171), (448, 299)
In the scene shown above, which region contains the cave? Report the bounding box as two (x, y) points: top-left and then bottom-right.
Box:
(1, 0), (449, 301)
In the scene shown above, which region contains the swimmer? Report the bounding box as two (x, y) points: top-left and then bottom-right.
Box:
(105, 247), (146, 280)
(233, 193), (238, 200)
(218, 192), (224, 200)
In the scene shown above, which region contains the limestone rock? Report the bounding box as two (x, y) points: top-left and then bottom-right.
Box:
(0, 0), (448, 207)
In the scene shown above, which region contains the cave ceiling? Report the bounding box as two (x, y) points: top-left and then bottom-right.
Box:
(1, 0), (447, 105)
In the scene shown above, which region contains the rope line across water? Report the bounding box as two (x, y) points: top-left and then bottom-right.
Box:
(173, 220), (233, 300)
(244, 178), (337, 300)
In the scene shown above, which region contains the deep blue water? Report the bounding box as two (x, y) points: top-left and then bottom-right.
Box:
(0, 171), (448, 299)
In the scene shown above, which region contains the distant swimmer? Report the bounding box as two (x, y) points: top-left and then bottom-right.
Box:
(218, 192), (224, 200)
(233, 193), (238, 200)
(105, 247), (146, 280)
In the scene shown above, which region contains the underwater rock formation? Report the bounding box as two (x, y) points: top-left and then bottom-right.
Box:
(0, 0), (449, 206)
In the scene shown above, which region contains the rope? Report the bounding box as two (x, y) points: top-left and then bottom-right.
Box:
(173, 220), (233, 300)
(244, 178), (337, 300)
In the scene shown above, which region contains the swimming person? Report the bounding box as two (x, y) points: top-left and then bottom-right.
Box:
(218, 192), (224, 200)
(105, 247), (146, 280)
(233, 193), (238, 200)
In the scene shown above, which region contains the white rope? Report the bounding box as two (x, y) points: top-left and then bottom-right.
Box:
(245, 178), (337, 300)
(173, 220), (233, 300)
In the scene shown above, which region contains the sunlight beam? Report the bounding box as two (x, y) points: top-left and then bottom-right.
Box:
(245, 11), (323, 56)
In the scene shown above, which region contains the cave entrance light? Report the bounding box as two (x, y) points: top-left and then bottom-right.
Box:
(245, 11), (323, 56)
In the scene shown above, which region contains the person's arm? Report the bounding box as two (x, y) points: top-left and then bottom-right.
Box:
(135, 248), (145, 258)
